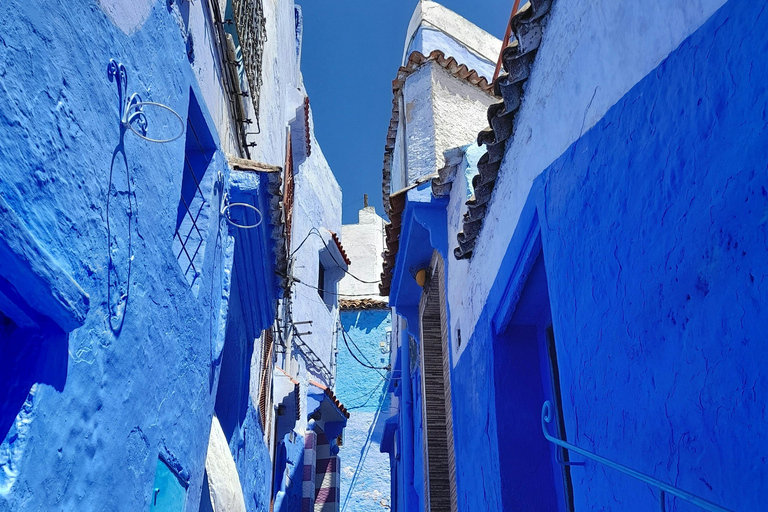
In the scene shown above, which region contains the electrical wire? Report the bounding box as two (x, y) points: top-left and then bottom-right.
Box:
(339, 321), (389, 372)
(339, 320), (389, 369)
(293, 227), (382, 284)
(344, 378), (387, 411)
(339, 327), (389, 373)
(341, 375), (390, 512)
(295, 280), (383, 298)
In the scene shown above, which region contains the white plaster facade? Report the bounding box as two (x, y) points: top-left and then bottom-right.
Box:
(184, 0), (304, 163)
(339, 207), (386, 300)
(403, 1), (501, 77)
(389, 7), (500, 195)
(180, 0), (343, 396)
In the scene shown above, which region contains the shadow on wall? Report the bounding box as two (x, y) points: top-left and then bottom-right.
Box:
(214, 264), (254, 443)
(106, 60), (136, 336)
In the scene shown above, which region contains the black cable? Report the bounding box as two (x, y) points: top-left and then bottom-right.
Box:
(290, 228), (316, 257)
(309, 229), (382, 284)
(339, 327), (389, 372)
(342, 376), (386, 404)
(338, 319), (393, 379)
(345, 381), (385, 411)
(295, 280), (383, 298)
(293, 227), (382, 284)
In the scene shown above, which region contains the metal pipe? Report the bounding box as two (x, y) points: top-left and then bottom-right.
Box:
(493, 0), (522, 82)
(541, 401), (734, 512)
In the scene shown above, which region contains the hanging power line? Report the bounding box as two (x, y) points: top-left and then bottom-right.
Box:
(295, 280), (382, 298)
(341, 375), (391, 512)
(345, 378), (387, 411)
(292, 227), (382, 284)
(339, 326), (390, 373)
(339, 319), (390, 373)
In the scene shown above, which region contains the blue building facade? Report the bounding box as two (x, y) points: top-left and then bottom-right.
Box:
(0, 1), (348, 511)
(336, 206), (393, 512)
(379, 1), (766, 511)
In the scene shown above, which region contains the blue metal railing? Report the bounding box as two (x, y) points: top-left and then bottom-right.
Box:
(541, 401), (734, 512)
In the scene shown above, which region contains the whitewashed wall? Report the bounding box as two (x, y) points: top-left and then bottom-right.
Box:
(186, 0), (303, 164)
(339, 207), (386, 299)
(456, 0), (728, 346)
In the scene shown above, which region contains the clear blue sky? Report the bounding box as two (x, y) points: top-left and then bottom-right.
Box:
(300, 0), (512, 224)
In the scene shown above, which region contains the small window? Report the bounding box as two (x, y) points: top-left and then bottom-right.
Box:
(173, 90), (216, 290)
(317, 260), (326, 301)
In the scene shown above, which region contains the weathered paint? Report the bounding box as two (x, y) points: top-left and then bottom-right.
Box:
(0, 1), (233, 510)
(339, 207), (386, 300)
(289, 125), (343, 382)
(402, 1), (500, 77)
(459, 0), (729, 345)
(452, 1), (767, 509)
(337, 309), (392, 512)
(388, 3), (499, 196)
(395, 63), (496, 194)
(0, 1), (292, 511)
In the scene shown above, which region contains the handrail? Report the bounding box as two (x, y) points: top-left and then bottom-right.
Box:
(541, 401), (734, 512)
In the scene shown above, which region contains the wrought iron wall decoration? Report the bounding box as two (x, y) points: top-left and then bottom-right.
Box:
(220, 192), (263, 229)
(107, 59), (184, 144)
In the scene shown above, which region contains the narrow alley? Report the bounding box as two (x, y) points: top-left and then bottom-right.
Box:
(0, 1), (764, 512)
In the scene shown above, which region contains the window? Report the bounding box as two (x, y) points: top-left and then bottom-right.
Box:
(317, 244), (342, 311)
(257, 328), (274, 432)
(173, 90), (216, 290)
(317, 260), (326, 300)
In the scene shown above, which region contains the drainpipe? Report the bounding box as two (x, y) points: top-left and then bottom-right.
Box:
(399, 325), (417, 512)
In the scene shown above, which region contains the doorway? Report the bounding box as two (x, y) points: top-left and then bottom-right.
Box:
(493, 252), (574, 511)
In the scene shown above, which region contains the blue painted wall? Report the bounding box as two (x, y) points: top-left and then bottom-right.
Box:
(337, 309), (392, 511)
(450, 0), (767, 510)
(0, 2), (276, 510)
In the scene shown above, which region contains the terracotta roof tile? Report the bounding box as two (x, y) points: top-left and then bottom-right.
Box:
(454, 0), (555, 259)
(309, 380), (350, 419)
(330, 231), (351, 266)
(339, 298), (389, 310)
(382, 50), (494, 216)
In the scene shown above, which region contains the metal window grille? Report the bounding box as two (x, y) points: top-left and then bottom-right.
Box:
(231, 0), (267, 124)
(258, 328), (274, 431)
(174, 117), (213, 286)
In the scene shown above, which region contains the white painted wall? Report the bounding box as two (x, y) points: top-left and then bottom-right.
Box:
(185, 0), (304, 164)
(403, 1), (501, 65)
(290, 122), (343, 383)
(398, 62), (495, 191)
(443, 144), (485, 365)
(456, 0), (728, 347)
(339, 207), (386, 299)
(402, 64), (436, 186)
(431, 66), (496, 181)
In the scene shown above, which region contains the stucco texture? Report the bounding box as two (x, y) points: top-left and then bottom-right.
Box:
(459, 0), (729, 347)
(0, 1), (233, 510)
(337, 310), (392, 511)
(452, 1), (767, 509)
